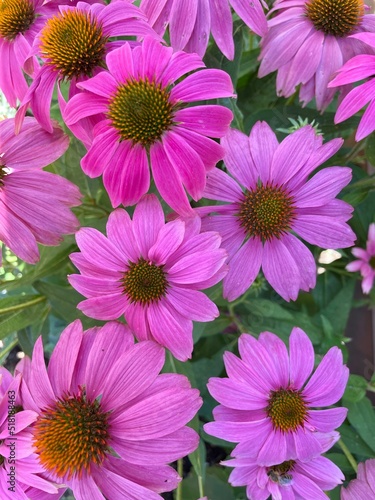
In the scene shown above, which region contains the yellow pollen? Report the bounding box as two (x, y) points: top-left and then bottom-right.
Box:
(39, 10), (107, 79)
(306, 0), (364, 36)
(238, 183), (296, 241)
(33, 393), (110, 479)
(122, 258), (168, 305)
(266, 389), (307, 432)
(0, 0), (35, 41)
(107, 78), (176, 147)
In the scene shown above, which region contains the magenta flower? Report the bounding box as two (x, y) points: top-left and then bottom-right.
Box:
(198, 122), (355, 301)
(68, 194), (228, 361)
(0, 0), (53, 107)
(0, 367), (60, 499)
(258, 0), (375, 111)
(0, 117), (81, 264)
(15, 0), (157, 135)
(204, 328), (349, 465)
(341, 459), (375, 499)
(18, 320), (202, 498)
(64, 37), (234, 215)
(346, 223), (375, 294)
(140, 0), (268, 60)
(329, 33), (375, 140)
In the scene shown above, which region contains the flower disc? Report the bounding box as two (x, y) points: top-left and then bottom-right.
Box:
(0, 0), (35, 41)
(306, 0), (364, 36)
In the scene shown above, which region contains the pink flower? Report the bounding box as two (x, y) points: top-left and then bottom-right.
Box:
(0, 0), (53, 107)
(258, 0), (375, 111)
(346, 223), (375, 293)
(329, 33), (375, 140)
(341, 459), (375, 499)
(63, 37), (234, 215)
(0, 117), (81, 264)
(18, 320), (202, 498)
(0, 367), (60, 499)
(198, 122), (355, 301)
(15, 0), (157, 134)
(204, 328), (349, 465)
(222, 436), (344, 500)
(68, 194), (228, 361)
(140, 0), (268, 60)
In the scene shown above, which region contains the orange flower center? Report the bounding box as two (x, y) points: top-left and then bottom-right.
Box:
(266, 388), (307, 432)
(122, 258), (168, 305)
(306, 0), (364, 36)
(0, 0), (35, 41)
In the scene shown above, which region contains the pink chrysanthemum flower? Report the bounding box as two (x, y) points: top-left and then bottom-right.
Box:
(64, 36), (234, 215)
(346, 223), (375, 294)
(69, 194), (227, 361)
(140, 0), (268, 60)
(341, 459), (375, 499)
(0, 117), (81, 264)
(222, 433), (343, 500)
(329, 33), (375, 140)
(258, 0), (375, 111)
(204, 328), (349, 465)
(0, 367), (61, 499)
(15, 0), (157, 135)
(18, 320), (202, 498)
(0, 0), (54, 107)
(198, 122), (355, 301)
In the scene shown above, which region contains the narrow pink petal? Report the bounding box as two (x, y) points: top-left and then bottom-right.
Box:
(221, 128), (258, 189)
(207, 377), (266, 410)
(292, 427), (324, 461)
(292, 471), (329, 499)
(75, 228), (126, 270)
(257, 428), (287, 466)
(29, 337), (56, 410)
(77, 294), (127, 320)
(308, 408), (347, 433)
(0, 207), (39, 264)
(148, 219), (185, 265)
(258, 332), (289, 387)
(203, 166), (243, 202)
(78, 71), (117, 97)
(175, 105), (233, 137)
(329, 54), (375, 87)
(132, 194), (164, 258)
(289, 327), (315, 390)
(230, 0), (268, 37)
(249, 121), (278, 184)
(315, 36), (342, 110)
(105, 42), (134, 82)
(64, 92), (108, 125)
(106, 209), (139, 262)
(204, 417), (271, 443)
(223, 237), (262, 301)
(282, 233), (316, 292)
(335, 79), (375, 123)
(223, 351), (269, 401)
(161, 49), (205, 87)
(356, 97), (375, 141)
(70, 473), (105, 499)
(170, 0), (198, 50)
(210, 0), (235, 59)
(292, 214), (356, 248)
(166, 286), (218, 321)
(170, 69), (235, 102)
(177, 127), (225, 169)
(124, 303), (151, 342)
(168, 248), (227, 284)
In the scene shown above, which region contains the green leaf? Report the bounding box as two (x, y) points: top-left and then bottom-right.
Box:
(338, 422), (375, 458)
(345, 397), (375, 453)
(0, 300), (49, 340)
(343, 375), (368, 403)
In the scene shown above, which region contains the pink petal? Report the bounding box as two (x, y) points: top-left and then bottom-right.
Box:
(132, 194), (165, 258)
(289, 327), (315, 390)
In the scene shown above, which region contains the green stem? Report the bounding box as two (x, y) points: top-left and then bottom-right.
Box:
(198, 473), (205, 498)
(176, 458), (183, 500)
(0, 338), (18, 362)
(338, 439), (358, 473)
(0, 296), (46, 315)
(367, 383), (375, 393)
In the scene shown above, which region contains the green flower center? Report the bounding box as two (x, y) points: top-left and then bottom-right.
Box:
(238, 184), (296, 241)
(266, 388), (307, 432)
(267, 460), (296, 485)
(39, 10), (107, 79)
(33, 392), (110, 479)
(107, 78), (176, 146)
(306, 0), (364, 36)
(122, 258), (168, 305)
(0, 0), (35, 41)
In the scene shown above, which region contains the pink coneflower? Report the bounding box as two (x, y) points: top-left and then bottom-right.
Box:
(0, 0), (53, 107)
(0, 367), (61, 499)
(140, 0), (268, 60)
(346, 223), (375, 293)
(0, 117), (81, 264)
(18, 320), (202, 498)
(68, 194), (227, 361)
(15, 0), (157, 135)
(64, 37), (234, 215)
(204, 327), (349, 465)
(329, 33), (375, 140)
(222, 432), (343, 499)
(341, 459), (375, 499)
(198, 122), (355, 301)
(258, 0), (375, 111)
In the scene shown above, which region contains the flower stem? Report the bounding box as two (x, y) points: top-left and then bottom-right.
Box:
(0, 295), (46, 314)
(176, 458), (184, 500)
(338, 439), (358, 473)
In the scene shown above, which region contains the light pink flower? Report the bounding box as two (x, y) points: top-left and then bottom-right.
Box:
(15, 0), (157, 135)
(341, 459), (375, 499)
(329, 33), (375, 140)
(259, 0), (375, 111)
(140, 0), (268, 60)
(18, 320), (202, 498)
(346, 223), (375, 293)
(198, 122), (355, 301)
(0, 0), (53, 107)
(0, 117), (81, 264)
(0, 367), (60, 499)
(204, 328), (349, 465)
(68, 194), (228, 361)
(64, 36), (234, 215)
(222, 435), (344, 500)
